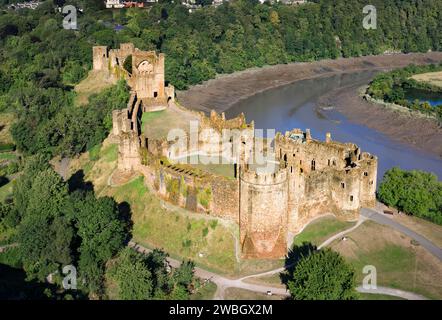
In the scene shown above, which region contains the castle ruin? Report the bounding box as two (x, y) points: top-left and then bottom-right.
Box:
(96, 44), (378, 259)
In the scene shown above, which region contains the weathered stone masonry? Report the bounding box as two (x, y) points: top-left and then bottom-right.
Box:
(97, 44), (378, 260)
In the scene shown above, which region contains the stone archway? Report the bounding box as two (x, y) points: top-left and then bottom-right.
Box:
(137, 60), (153, 74)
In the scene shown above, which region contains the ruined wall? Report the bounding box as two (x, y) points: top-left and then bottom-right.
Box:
(358, 153), (378, 207)
(117, 131), (141, 172)
(273, 130), (376, 233)
(92, 44), (175, 112)
(132, 50), (165, 99)
(93, 46), (108, 71)
(147, 160), (239, 221)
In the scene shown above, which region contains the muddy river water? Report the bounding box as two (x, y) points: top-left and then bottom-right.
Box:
(225, 71), (442, 183)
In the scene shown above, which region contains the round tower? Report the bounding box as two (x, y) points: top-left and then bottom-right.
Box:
(239, 166), (288, 259)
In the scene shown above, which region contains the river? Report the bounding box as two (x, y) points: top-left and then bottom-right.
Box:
(225, 71), (442, 183)
(405, 88), (442, 107)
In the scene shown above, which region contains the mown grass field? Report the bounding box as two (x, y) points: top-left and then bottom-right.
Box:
(411, 71), (442, 88)
(331, 221), (442, 300)
(224, 287), (284, 300)
(358, 293), (405, 300)
(292, 215), (356, 247)
(392, 213), (442, 248)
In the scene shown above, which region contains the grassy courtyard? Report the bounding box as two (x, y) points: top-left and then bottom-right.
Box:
(142, 106), (198, 140)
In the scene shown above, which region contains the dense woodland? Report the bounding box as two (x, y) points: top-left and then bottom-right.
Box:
(0, 0), (442, 299)
(367, 64), (442, 122)
(0, 154), (198, 299)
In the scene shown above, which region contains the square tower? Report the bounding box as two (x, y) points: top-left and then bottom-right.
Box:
(93, 46), (108, 71)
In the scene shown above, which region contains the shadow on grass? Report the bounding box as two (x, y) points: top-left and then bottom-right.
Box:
(279, 242), (317, 298)
(68, 170), (134, 244)
(68, 170), (94, 193)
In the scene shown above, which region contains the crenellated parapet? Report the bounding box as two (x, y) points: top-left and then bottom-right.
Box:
(240, 164), (287, 186)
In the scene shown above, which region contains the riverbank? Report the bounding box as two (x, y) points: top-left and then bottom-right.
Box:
(177, 52), (442, 159)
(317, 83), (442, 159)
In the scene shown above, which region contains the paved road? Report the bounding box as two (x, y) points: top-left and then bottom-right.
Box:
(356, 286), (428, 300)
(361, 208), (442, 261)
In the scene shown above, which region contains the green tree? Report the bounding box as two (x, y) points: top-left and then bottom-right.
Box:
(69, 192), (127, 294)
(286, 248), (358, 300)
(109, 248), (153, 300)
(25, 168), (69, 219)
(378, 167), (441, 224)
(18, 215), (74, 281)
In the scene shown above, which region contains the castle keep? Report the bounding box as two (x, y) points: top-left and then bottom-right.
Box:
(93, 43), (175, 112)
(98, 44), (378, 259)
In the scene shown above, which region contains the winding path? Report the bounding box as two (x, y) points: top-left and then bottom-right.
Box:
(317, 215), (367, 250)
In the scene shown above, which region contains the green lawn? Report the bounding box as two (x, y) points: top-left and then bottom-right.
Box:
(293, 215), (356, 247)
(331, 221), (442, 300)
(141, 110), (165, 134)
(190, 281), (217, 300)
(0, 152), (17, 161)
(359, 293), (405, 300)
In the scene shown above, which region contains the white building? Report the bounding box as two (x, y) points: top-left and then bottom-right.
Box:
(106, 0), (125, 9)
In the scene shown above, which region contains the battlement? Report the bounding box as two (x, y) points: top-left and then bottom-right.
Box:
(240, 165), (287, 185)
(200, 110), (254, 132)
